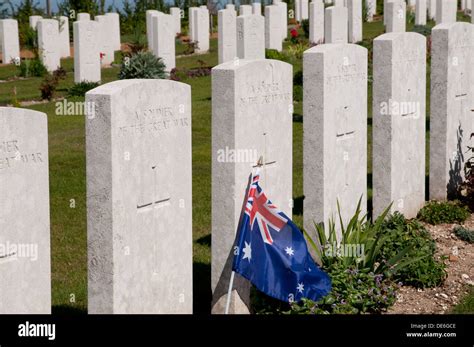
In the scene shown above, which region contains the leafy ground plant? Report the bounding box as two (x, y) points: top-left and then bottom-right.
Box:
(380, 213), (447, 288)
(417, 200), (470, 225)
(291, 200), (422, 314)
(118, 51), (167, 79)
(453, 225), (474, 244)
(67, 81), (100, 97)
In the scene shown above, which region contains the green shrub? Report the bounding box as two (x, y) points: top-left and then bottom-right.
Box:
(118, 51), (167, 80)
(453, 225), (474, 244)
(18, 58), (48, 78)
(293, 85), (303, 102)
(265, 49), (287, 61)
(291, 261), (400, 314)
(452, 288), (474, 314)
(412, 25), (432, 37)
(380, 213), (447, 288)
(67, 81), (100, 97)
(290, 201), (423, 314)
(417, 200), (470, 225)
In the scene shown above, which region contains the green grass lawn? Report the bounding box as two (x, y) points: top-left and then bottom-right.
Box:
(452, 288), (474, 314)
(0, 14), (470, 314)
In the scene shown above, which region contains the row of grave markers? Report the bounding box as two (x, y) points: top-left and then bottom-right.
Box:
(0, 19), (473, 315)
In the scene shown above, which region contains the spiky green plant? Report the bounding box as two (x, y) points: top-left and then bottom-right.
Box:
(118, 51), (167, 80)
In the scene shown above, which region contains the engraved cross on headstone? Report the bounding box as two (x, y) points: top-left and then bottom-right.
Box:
(137, 165), (171, 275)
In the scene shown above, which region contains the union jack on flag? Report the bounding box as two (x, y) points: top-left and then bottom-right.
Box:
(245, 173), (288, 245)
(232, 171), (332, 303)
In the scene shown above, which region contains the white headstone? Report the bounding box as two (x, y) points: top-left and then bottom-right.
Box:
(296, 0), (302, 21)
(86, 79), (193, 314)
(37, 19), (60, 72)
(366, 0), (377, 21)
(152, 14), (175, 72)
(58, 16), (70, 58)
(301, 0), (309, 19)
(237, 15), (265, 60)
(325, 6), (348, 43)
(73, 20), (101, 83)
(211, 59), (293, 314)
(309, 0), (324, 44)
(188, 7), (198, 42)
(274, 1), (288, 40)
(416, 0), (427, 25)
(240, 4), (253, 15)
(435, 0), (457, 24)
(430, 22), (474, 200)
(147, 10), (161, 50)
(303, 44), (367, 236)
(105, 12), (121, 51)
(29, 15), (42, 29)
(428, 0), (437, 19)
(226, 4), (236, 10)
(0, 19), (20, 64)
(0, 107), (51, 314)
(170, 7), (181, 34)
(196, 8), (210, 53)
(77, 13), (90, 21)
(95, 15), (115, 66)
(218, 9), (237, 64)
(348, 0), (363, 43)
(265, 5), (283, 51)
(334, 0), (345, 5)
(373, 32), (427, 218)
(386, 1), (406, 32)
(252, 2), (262, 14)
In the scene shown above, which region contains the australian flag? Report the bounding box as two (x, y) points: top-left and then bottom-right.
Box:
(232, 172), (332, 304)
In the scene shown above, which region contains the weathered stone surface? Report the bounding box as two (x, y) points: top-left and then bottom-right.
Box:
(146, 10), (161, 50)
(240, 4), (253, 15)
(303, 44), (367, 236)
(386, 0), (406, 33)
(325, 6), (348, 43)
(436, 0), (457, 24)
(309, 0), (324, 44)
(218, 8), (237, 64)
(73, 20), (101, 83)
(77, 13), (90, 21)
(348, 0), (363, 43)
(170, 7), (181, 34)
(373, 32), (427, 218)
(37, 19), (60, 72)
(211, 59), (293, 314)
(86, 79), (193, 314)
(195, 8), (210, 53)
(265, 5), (282, 51)
(58, 16), (70, 58)
(29, 15), (42, 29)
(152, 14), (175, 72)
(95, 15), (115, 66)
(105, 12), (121, 50)
(416, 0), (427, 25)
(0, 107), (51, 314)
(237, 15), (265, 60)
(0, 19), (20, 64)
(430, 23), (474, 200)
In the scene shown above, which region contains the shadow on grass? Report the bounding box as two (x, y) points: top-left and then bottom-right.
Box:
(193, 261), (211, 315)
(196, 234), (211, 247)
(52, 305), (87, 315)
(293, 113), (302, 123)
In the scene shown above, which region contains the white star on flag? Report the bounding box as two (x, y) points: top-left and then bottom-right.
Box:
(297, 282), (304, 293)
(242, 241), (252, 261)
(285, 246), (294, 256)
